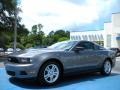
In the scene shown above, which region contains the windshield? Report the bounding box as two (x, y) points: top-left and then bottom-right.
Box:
(48, 41), (78, 51)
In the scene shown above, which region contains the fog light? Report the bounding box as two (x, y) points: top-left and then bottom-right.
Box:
(28, 71), (36, 74)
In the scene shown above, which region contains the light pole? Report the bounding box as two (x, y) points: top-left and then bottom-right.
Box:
(13, 0), (17, 53)
(0, 2), (2, 11)
(13, 8), (17, 52)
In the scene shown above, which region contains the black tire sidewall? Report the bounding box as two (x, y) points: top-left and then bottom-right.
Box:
(37, 61), (62, 86)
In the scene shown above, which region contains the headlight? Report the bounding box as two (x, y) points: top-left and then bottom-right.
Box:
(20, 58), (32, 64)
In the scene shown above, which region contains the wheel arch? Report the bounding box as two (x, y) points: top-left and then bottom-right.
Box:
(104, 57), (113, 66)
(38, 58), (64, 76)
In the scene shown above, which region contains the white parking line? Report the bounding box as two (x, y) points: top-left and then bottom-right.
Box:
(112, 70), (120, 74)
(116, 57), (120, 61)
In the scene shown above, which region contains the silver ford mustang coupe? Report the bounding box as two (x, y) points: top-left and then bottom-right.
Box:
(4, 40), (116, 85)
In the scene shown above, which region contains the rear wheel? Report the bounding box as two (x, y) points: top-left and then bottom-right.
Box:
(37, 61), (62, 85)
(101, 60), (112, 75)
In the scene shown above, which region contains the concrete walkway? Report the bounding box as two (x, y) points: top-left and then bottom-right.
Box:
(0, 57), (5, 67)
(0, 62), (4, 67)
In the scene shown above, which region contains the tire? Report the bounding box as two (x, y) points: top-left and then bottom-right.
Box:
(37, 61), (62, 86)
(101, 60), (112, 76)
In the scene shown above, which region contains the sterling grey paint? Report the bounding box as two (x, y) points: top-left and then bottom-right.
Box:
(4, 41), (116, 78)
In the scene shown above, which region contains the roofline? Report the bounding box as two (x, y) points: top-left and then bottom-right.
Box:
(112, 12), (120, 15)
(70, 29), (104, 32)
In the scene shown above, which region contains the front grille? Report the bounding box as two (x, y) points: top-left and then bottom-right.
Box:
(7, 71), (15, 76)
(8, 57), (19, 63)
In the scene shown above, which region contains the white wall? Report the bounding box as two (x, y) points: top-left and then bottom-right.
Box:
(111, 13), (120, 48)
(104, 23), (112, 48)
(104, 13), (120, 48)
(112, 13), (120, 28)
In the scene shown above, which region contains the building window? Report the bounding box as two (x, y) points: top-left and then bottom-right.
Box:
(95, 35), (97, 41)
(70, 36), (73, 40)
(88, 35), (91, 41)
(100, 34), (104, 41)
(72, 36), (75, 40)
(76, 36), (78, 40)
(78, 36), (81, 40)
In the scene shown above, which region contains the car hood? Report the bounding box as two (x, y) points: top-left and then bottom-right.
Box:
(9, 48), (63, 58)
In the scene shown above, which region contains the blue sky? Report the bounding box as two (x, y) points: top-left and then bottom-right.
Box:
(70, 0), (120, 31)
(20, 0), (120, 34)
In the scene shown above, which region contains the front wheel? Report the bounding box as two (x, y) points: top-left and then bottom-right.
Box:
(37, 61), (62, 85)
(101, 60), (112, 76)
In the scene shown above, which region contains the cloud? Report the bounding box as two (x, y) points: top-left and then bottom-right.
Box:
(19, 0), (116, 34)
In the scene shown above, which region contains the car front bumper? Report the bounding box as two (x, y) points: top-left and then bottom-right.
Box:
(5, 63), (39, 78)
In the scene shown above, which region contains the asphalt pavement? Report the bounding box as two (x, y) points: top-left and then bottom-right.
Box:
(0, 58), (120, 90)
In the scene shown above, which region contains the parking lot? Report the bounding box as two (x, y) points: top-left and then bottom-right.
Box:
(0, 58), (120, 90)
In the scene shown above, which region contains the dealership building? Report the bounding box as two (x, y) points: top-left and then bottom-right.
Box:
(70, 13), (120, 48)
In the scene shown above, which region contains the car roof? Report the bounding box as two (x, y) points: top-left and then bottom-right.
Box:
(69, 40), (94, 43)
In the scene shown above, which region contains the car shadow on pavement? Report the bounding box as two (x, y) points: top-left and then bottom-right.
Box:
(9, 72), (120, 89)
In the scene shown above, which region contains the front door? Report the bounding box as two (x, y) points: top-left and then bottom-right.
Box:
(75, 41), (99, 70)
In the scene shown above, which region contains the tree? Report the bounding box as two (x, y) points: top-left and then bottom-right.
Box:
(44, 31), (55, 45)
(53, 30), (70, 43)
(17, 24), (29, 36)
(54, 30), (67, 37)
(0, 0), (21, 31)
(44, 30), (70, 46)
(38, 24), (43, 32)
(0, 32), (8, 50)
(0, 0), (30, 49)
(66, 31), (70, 38)
(49, 31), (54, 37)
(58, 37), (69, 42)
(32, 25), (37, 34)
(26, 24), (45, 47)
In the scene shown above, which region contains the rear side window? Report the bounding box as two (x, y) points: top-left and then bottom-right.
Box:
(77, 42), (95, 50)
(94, 44), (105, 50)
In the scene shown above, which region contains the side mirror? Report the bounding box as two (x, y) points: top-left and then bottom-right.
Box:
(74, 47), (84, 52)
